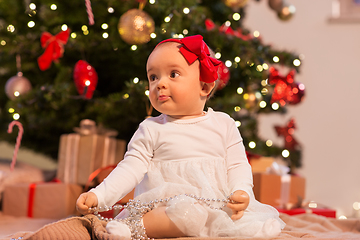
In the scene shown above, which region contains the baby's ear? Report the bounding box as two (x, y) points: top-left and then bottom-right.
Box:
(200, 81), (216, 97)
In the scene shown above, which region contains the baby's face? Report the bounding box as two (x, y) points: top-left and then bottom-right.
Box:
(146, 42), (206, 119)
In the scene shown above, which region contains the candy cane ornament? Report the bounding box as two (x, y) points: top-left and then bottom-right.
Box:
(85, 0), (95, 25)
(7, 121), (24, 171)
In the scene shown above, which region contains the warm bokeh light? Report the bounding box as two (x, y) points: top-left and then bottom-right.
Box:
(282, 149), (290, 158)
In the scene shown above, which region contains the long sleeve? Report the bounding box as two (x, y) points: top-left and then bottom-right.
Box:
(226, 121), (253, 197)
(90, 123), (153, 208)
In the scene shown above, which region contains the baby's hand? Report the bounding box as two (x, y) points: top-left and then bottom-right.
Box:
(76, 192), (98, 215)
(227, 190), (249, 220)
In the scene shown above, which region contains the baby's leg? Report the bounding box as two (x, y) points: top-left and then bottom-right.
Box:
(143, 206), (186, 238)
(106, 207), (185, 239)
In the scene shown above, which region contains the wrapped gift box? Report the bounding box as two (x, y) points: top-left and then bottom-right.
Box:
(276, 207), (336, 218)
(250, 157), (274, 173)
(2, 182), (82, 219)
(57, 119), (127, 185)
(253, 173), (305, 208)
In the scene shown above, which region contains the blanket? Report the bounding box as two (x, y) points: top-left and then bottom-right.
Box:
(2, 213), (360, 240)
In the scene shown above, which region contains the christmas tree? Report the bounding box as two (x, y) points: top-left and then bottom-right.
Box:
(0, 0), (304, 170)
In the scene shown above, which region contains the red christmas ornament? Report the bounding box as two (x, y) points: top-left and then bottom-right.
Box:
(73, 60), (98, 99)
(37, 29), (70, 71)
(274, 118), (299, 150)
(268, 67), (305, 106)
(217, 62), (230, 90)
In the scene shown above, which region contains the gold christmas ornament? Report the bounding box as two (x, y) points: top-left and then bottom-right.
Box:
(118, 9), (155, 45)
(268, 0), (283, 12)
(223, 0), (249, 10)
(278, 3), (295, 21)
(5, 72), (32, 100)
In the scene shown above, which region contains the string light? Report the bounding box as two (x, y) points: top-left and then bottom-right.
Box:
(293, 58), (301, 66)
(29, 3), (36, 10)
(145, 90), (149, 96)
(183, 7), (190, 14)
(108, 7), (114, 13)
(13, 113), (20, 120)
(256, 65), (263, 72)
(266, 140), (273, 147)
(131, 45), (137, 51)
(353, 202), (360, 211)
(149, 0), (156, 4)
(133, 77), (139, 84)
(102, 32), (109, 38)
(234, 106), (241, 112)
(273, 56), (280, 62)
(262, 63), (269, 70)
(7, 25), (15, 32)
(101, 23), (108, 29)
(225, 21), (231, 27)
(253, 31), (260, 38)
(123, 93), (129, 99)
(61, 24), (68, 31)
(27, 21), (35, 28)
(215, 52), (221, 59)
(237, 87), (243, 94)
(164, 16), (171, 22)
(247, 61), (254, 67)
(71, 33), (77, 38)
(50, 4), (57, 10)
(282, 149), (290, 158)
(14, 91), (20, 97)
(338, 215), (347, 220)
(232, 13), (241, 21)
(1, 40), (6, 46)
(150, 33), (157, 38)
(234, 56), (241, 62)
(261, 88), (268, 95)
(235, 121), (241, 127)
(182, 29), (188, 35)
(225, 60), (232, 67)
(8, 108), (15, 113)
(261, 80), (268, 86)
(249, 141), (256, 149)
(272, 102), (280, 110)
(259, 101), (266, 108)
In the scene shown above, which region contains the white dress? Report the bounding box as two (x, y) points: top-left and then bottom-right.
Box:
(91, 108), (285, 238)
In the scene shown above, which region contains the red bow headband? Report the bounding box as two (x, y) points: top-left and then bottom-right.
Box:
(157, 35), (221, 83)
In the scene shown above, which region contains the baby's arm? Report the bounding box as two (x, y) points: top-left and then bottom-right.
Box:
(225, 118), (254, 220)
(76, 192), (98, 215)
(227, 190), (250, 220)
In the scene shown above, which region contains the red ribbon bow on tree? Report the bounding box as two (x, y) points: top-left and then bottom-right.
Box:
(157, 35), (221, 83)
(37, 29), (70, 71)
(205, 19), (253, 41)
(274, 118), (300, 150)
(268, 67), (305, 106)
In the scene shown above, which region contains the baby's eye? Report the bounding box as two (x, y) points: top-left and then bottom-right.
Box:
(149, 74), (157, 81)
(170, 71), (180, 78)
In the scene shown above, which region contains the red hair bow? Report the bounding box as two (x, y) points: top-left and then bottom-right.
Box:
(158, 35), (221, 83)
(37, 29), (70, 71)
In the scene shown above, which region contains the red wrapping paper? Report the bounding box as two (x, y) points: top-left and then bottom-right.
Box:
(276, 207), (336, 218)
